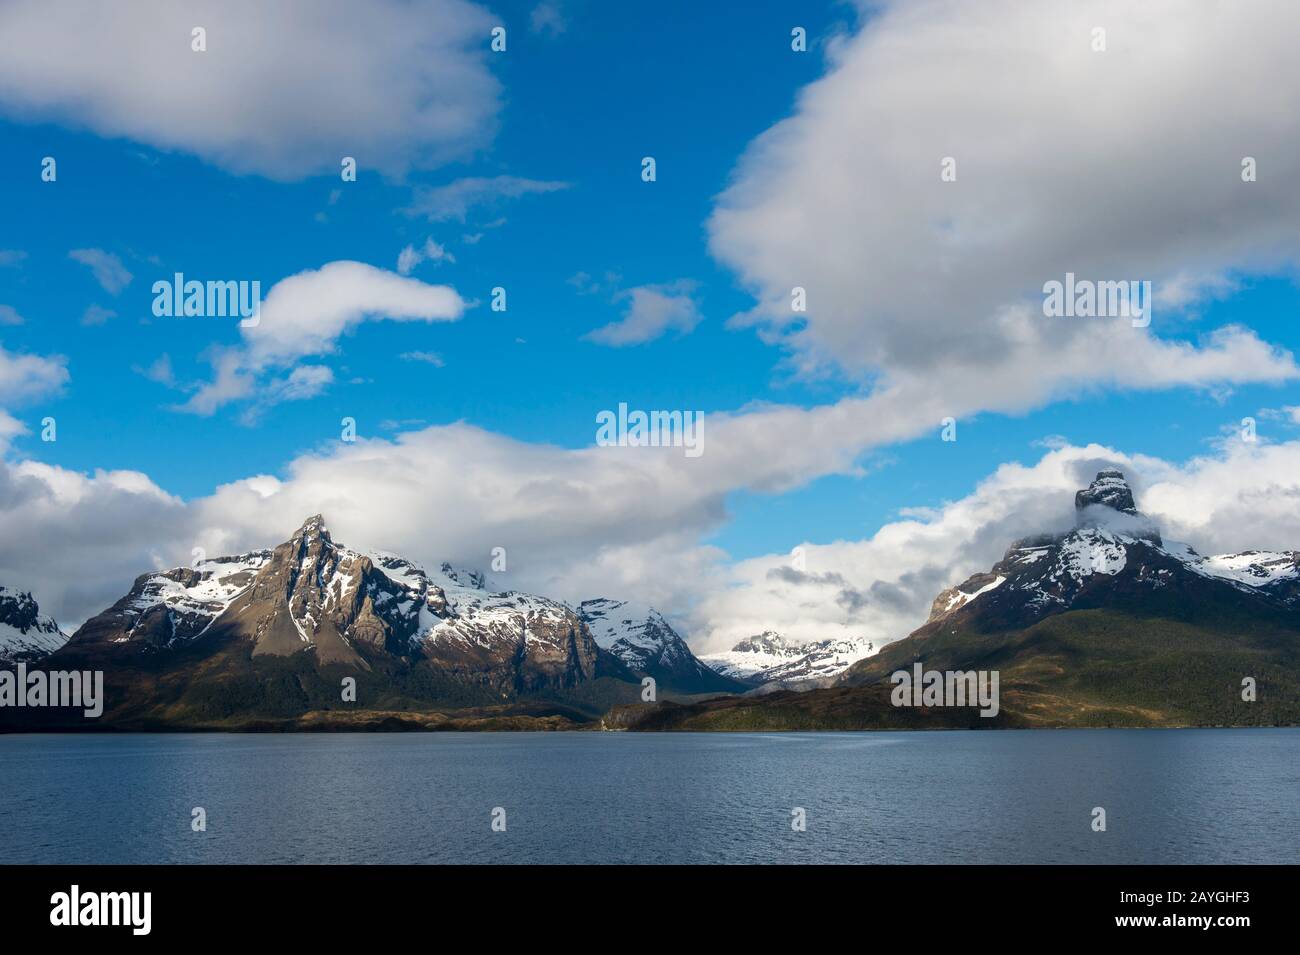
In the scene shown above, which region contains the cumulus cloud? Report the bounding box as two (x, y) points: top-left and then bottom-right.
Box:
(0, 344), (68, 405)
(179, 261), (465, 416)
(405, 176), (570, 222)
(0, 0), (500, 179)
(68, 249), (132, 295)
(709, 0), (1300, 404)
(0, 306), (22, 326)
(585, 280), (704, 346)
(0, 460), (188, 630)
(0, 411), (25, 454)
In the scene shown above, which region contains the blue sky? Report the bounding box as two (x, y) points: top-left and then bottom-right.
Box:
(3, 0), (852, 544)
(4, 0), (1300, 645)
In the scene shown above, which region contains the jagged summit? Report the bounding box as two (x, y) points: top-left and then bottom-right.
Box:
(731, 631), (792, 655)
(0, 586), (68, 662)
(293, 514), (331, 540)
(1072, 469), (1161, 544)
(1075, 468), (1137, 515)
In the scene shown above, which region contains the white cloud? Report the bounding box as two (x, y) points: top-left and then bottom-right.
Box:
(237, 365), (336, 426)
(708, 0), (1300, 405)
(0, 460), (188, 629)
(405, 176), (570, 222)
(138, 354), (176, 387)
(0, 0), (500, 180)
(180, 261), (465, 415)
(0, 411), (25, 454)
(0, 306), (22, 326)
(0, 344), (68, 405)
(585, 280), (704, 346)
(68, 248), (131, 295)
(396, 238), (455, 275)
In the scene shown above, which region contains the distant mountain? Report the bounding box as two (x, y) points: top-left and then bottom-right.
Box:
(0, 586), (68, 663)
(887, 469), (1300, 641)
(700, 631), (876, 691)
(7, 516), (651, 729)
(614, 470), (1300, 730)
(577, 598), (745, 694)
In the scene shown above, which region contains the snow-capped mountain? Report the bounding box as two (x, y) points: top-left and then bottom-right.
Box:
(1184, 550), (1300, 605)
(701, 631), (876, 690)
(919, 469), (1300, 631)
(0, 586), (68, 662)
(839, 467), (1300, 727)
(65, 515), (602, 692)
(577, 598), (742, 693)
(70, 551), (274, 651)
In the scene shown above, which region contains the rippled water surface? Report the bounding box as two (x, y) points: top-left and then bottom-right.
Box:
(1, 729), (1296, 864)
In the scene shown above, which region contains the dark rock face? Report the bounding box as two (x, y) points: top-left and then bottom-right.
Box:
(222, 516), (378, 667)
(1075, 468), (1137, 515)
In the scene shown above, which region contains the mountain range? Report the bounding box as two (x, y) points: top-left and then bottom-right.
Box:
(0, 516), (740, 729)
(5, 471), (1299, 730)
(699, 632), (876, 691)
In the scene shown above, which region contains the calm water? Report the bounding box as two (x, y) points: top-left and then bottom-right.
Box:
(0, 729), (1296, 864)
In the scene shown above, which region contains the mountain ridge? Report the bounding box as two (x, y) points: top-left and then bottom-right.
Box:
(700, 631), (876, 691)
(614, 470), (1300, 730)
(2, 516), (730, 728)
(8, 473), (1300, 731)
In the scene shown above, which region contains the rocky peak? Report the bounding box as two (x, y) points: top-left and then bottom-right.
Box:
(576, 597), (739, 692)
(0, 585), (68, 662)
(731, 631), (796, 656)
(1075, 469), (1137, 516)
(0, 587), (44, 631)
(1073, 469), (1160, 544)
(290, 514), (334, 550)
